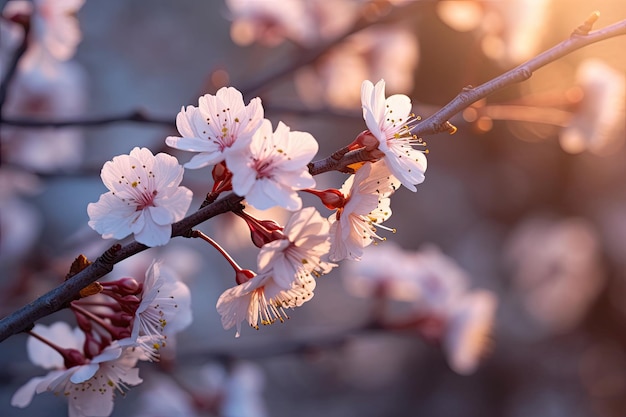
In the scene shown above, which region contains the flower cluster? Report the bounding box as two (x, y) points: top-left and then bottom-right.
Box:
(343, 243), (498, 375)
(81, 80), (430, 341)
(17, 78), (497, 416)
(11, 261), (192, 416)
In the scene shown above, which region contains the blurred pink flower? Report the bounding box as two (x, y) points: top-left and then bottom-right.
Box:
(443, 290), (497, 375)
(505, 216), (606, 333)
(295, 26), (419, 109)
(560, 59), (626, 155)
(3, 0), (85, 61)
(342, 242), (422, 301)
(405, 245), (471, 314)
(135, 361), (268, 417)
(436, 0), (550, 65)
(343, 244), (497, 374)
(226, 0), (358, 47)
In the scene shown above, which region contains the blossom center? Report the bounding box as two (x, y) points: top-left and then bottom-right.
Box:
(253, 157), (274, 179)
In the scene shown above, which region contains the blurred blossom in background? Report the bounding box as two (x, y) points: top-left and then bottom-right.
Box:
(1, 0), (626, 417)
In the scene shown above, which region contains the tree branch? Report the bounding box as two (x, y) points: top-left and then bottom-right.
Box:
(413, 13), (626, 137)
(0, 192), (244, 342)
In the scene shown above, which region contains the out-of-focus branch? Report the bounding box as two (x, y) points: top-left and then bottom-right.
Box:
(238, 1), (424, 97)
(414, 13), (626, 137)
(0, 14), (29, 120)
(0, 192), (244, 343)
(0, 109), (174, 128)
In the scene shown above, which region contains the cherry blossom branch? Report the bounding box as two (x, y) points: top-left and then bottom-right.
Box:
(1, 12), (625, 346)
(0, 192), (244, 343)
(413, 13), (626, 137)
(307, 13), (626, 175)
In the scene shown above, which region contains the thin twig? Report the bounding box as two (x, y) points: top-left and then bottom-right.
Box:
(306, 15), (626, 174)
(413, 13), (626, 137)
(0, 110), (174, 128)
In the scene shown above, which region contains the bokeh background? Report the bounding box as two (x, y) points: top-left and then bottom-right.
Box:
(1, 0), (626, 416)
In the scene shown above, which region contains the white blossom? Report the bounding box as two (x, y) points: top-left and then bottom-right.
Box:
(256, 207), (334, 289)
(361, 79), (427, 192)
(328, 161), (399, 261)
(11, 323), (149, 417)
(87, 147), (193, 247)
(226, 119), (318, 211)
(165, 87), (264, 169)
(131, 260), (192, 347)
(216, 271), (316, 338)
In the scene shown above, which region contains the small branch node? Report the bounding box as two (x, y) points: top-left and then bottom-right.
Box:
(200, 192), (218, 208)
(65, 254), (92, 280)
(97, 243), (122, 266)
(181, 229), (200, 239)
(331, 146), (351, 161)
(444, 122), (458, 135)
(572, 11), (600, 37)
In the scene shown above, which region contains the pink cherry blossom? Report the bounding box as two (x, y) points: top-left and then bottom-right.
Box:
(361, 79), (427, 192)
(328, 161), (399, 261)
(226, 119), (318, 211)
(256, 207), (334, 289)
(11, 323), (149, 417)
(87, 147), (193, 247)
(216, 271), (316, 338)
(131, 260), (192, 347)
(165, 87), (264, 169)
